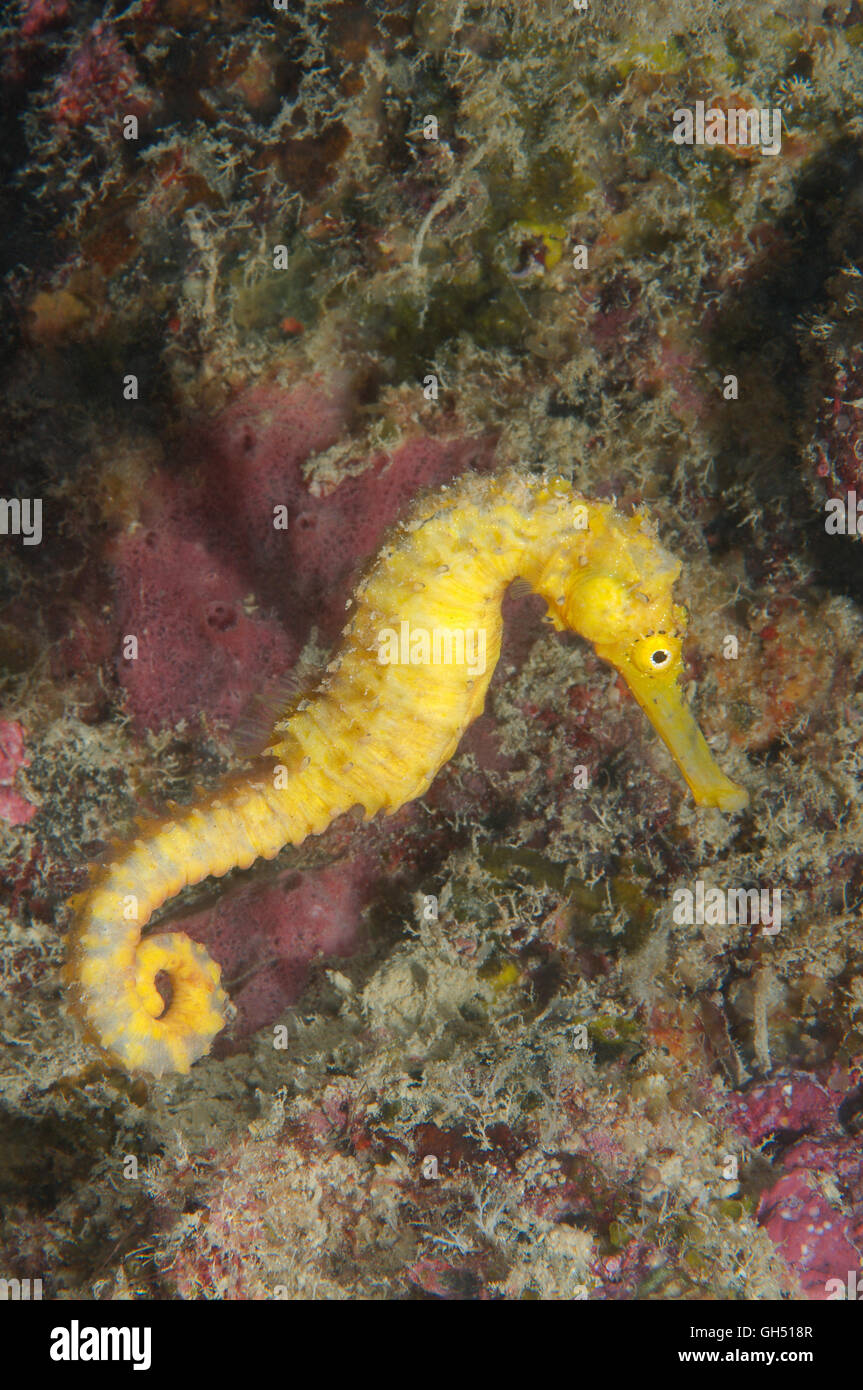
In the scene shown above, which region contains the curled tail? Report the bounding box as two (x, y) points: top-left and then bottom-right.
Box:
(65, 758), (323, 1075)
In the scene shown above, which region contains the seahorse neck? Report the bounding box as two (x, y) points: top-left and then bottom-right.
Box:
(478, 473), (594, 599)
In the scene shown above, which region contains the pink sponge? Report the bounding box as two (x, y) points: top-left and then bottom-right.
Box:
(758, 1163), (862, 1300)
(181, 382), (498, 644)
(112, 380), (496, 731)
(111, 524), (297, 733)
(730, 1075), (863, 1299)
(0, 719), (36, 826)
(176, 854), (377, 1043)
(53, 23), (149, 130)
(20, 0), (69, 39)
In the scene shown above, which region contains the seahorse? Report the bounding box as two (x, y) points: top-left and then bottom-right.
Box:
(65, 468), (747, 1076)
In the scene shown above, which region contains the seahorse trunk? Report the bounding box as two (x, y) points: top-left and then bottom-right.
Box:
(65, 758), (356, 1075)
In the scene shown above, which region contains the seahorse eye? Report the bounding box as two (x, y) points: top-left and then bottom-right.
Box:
(630, 633), (681, 676)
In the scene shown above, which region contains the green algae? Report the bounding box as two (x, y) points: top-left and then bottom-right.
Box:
(231, 236), (329, 334)
(587, 1013), (644, 1064)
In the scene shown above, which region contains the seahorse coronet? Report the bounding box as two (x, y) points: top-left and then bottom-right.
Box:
(66, 468), (747, 1076)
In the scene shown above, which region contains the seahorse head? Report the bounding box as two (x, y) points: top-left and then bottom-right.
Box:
(542, 506), (747, 812)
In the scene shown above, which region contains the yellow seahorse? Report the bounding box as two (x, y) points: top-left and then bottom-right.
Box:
(65, 468), (747, 1076)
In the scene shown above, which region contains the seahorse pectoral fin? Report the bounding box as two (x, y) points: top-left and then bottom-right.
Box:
(618, 668), (748, 813)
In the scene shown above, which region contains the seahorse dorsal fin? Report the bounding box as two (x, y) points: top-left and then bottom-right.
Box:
(507, 577), (535, 601)
(232, 670), (310, 757)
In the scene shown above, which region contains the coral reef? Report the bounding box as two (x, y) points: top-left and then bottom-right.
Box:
(2, 0), (863, 1301)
